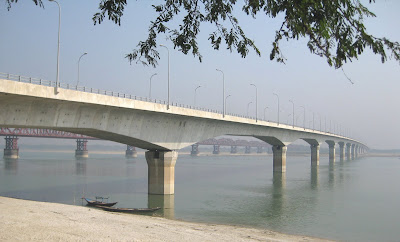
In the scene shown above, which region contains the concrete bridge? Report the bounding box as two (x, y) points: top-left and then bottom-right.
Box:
(0, 75), (368, 195)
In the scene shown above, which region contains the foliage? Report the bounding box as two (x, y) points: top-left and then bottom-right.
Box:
(6, 0), (400, 68)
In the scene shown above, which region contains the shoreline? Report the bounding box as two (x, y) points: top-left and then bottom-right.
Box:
(0, 196), (332, 241)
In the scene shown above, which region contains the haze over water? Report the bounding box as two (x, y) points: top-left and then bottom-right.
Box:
(1, 151), (399, 241)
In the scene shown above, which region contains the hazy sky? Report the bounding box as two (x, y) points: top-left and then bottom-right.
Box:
(1, 1), (399, 149)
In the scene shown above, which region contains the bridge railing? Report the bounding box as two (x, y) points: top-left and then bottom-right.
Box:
(0, 72), (349, 138)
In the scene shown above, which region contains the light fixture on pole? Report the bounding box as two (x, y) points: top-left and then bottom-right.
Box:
(250, 83), (258, 122)
(49, 0), (61, 94)
(264, 106), (269, 121)
(300, 105), (305, 130)
(273, 93), (280, 125)
(289, 100), (294, 128)
(160, 44), (170, 109)
(225, 94), (231, 114)
(216, 69), (225, 117)
(194, 85), (201, 106)
(247, 102), (253, 117)
(149, 73), (157, 99)
(77, 52), (87, 86)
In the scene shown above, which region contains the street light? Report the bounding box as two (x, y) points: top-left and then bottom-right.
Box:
(77, 52), (87, 86)
(216, 69), (225, 117)
(225, 94), (231, 114)
(300, 105), (305, 130)
(289, 100), (294, 128)
(194, 85), (201, 106)
(317, 113), (322, 131)
(264, 106), (269, 121)
(250, 83), (258, 122)
(149, 73), (157, 99)
(49, 0), (61, 94)
(273, 93), (280, 125)
(247, 102), (253, 117)
(159, 44), (170, 109)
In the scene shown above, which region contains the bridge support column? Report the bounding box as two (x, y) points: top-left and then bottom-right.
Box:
(272, 145), (287, 173)
(191, 144), (199, 156)
(125, 145), (137, 158)
(146, 150), (178, 195)
(245, 146), (251, 154)
(346, 144), (351, 161)
(4, 136), (19, 159)
(339, 142), (345, 161)
(213, 145), (220, 154)
(311, 144), (320, 166)
(230, 146), (237, 154)
(75, 139), (88, 159)
(328, 143), (336, 163)
(351, 144), (355, 160)
(257, 146), (263, 153)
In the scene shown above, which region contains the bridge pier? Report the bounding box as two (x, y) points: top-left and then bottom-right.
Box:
(145, 150), (178, 195)
(351, 144), (355, 160)
(257, 146), (263, 153)
(125, 145), (138, 158)
(213, 145), (220, 154)
(4, 136), (19, 159)
(339, 142), (345, 161)
(75, 139), (88, 159)
(230, 146), (237, 154)
(346, 143), (351, 161)
(311, 144), (320, 166)
(245, 146), (251, 154)
(328, 143), (336, 163)
(191, 144), (199, 156)
(272, 145), (287, 172)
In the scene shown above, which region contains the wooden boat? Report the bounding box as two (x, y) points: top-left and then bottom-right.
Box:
(83, 197), (118, 207)
(95, 205), (161, 213)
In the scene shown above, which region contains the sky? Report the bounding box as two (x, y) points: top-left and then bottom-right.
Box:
(0, 0), (399, 149)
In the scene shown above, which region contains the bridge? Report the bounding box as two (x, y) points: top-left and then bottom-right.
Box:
(0, 73), (368, 195)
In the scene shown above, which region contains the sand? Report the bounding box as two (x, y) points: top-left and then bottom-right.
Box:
(0, 196), (332, 241)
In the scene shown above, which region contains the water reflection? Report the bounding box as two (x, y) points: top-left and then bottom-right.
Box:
(271, 172), (286, 216)
(4, 158), (18, 173)
(310, 166), (319, 189)
(75, 160), (87, 175)
(328, 161), (335, 189)
(148, 194), (175, 219)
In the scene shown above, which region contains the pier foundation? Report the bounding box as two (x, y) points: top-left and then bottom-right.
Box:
(75, 139), (88, 159)
(328, 143), (336, 163)
(339, 142), (345, 161)
(145, 150), (178, 195)
(191, 144), (199, 156)
(4, 136), (19, 159)
(245, 146), (251, 154)
(125, 145), (138, 158)
(230, 146), (237, 154)
(213, 145), (220, 154)
(311, 144), (320, 166)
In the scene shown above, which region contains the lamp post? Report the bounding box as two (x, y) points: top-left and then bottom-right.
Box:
(317, 113), (322, 131)
(264, 106), (269, 121)
(159, 45), (170, 109)
(247, 102), (253, 117)
(289, 100), (294, 128)
(313, 112), (315, 131)
(300, 105), (305, 130)
(77, 52), (87, 86)
(216, 69), (225, 117)
(149, 73), (157, 99)
(250, 83), (258, 122)
(194, 85), (201, 106)
(49, 0), (61, 94)
(273, 93), (279, 125)
(225, 94), (231, 114)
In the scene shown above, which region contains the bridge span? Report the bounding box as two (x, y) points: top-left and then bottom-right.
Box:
(0, 75), (368, 195)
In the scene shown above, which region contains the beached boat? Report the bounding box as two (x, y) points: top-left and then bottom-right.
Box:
(95, 205), (161, 213)
(83, 197), (118, 207)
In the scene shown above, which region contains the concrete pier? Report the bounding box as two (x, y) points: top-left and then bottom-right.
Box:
(272, 145), (287, 172)
(346, 143), (351, 161)
(4, 136), (19, 159)
(339, 142), (345, 161)
(311, 144), (320, 166)
(328, 142), (336, 163)
(245, 146), (251, 154)
(230, 146), (237, 154)
(351, 144), (355, 160)
(145, 150), (178, 195)
(191, 144), (199, 156)
(213, 145), (220, 154)
(125, 145), (138, 158)
(75, 139), (88, 159)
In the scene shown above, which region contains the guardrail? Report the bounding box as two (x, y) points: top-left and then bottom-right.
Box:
(0, 72), (349, 138)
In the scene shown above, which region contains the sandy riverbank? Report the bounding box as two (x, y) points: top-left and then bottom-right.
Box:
(0, 196), (331, 241)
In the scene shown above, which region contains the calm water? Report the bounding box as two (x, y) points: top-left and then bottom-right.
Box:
(1, 151), (399, 241)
